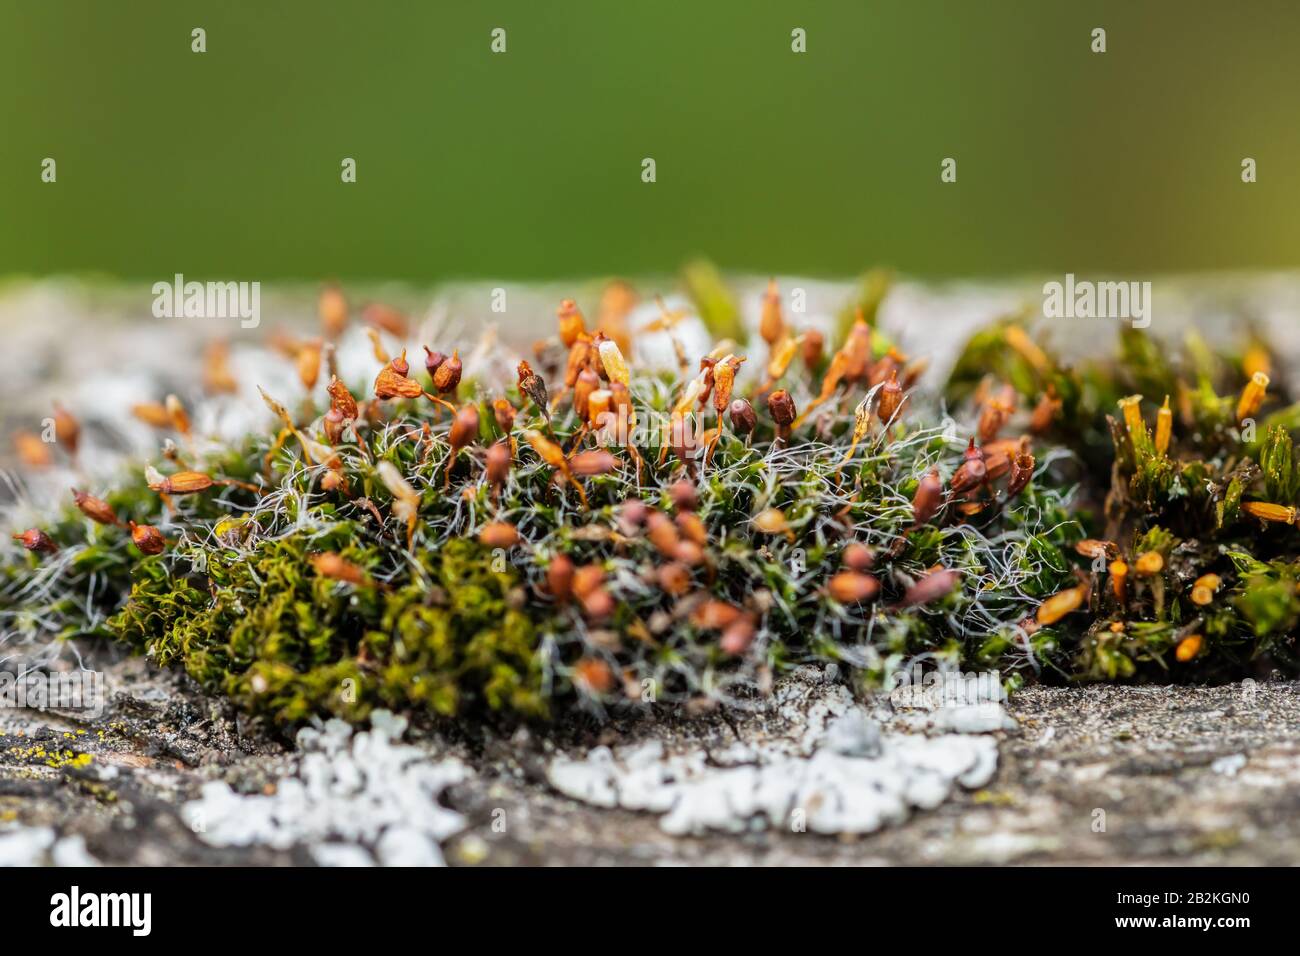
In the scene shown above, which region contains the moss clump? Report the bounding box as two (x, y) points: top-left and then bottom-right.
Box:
(4, 277), (1297, 728)
(109, 533), (545, 724)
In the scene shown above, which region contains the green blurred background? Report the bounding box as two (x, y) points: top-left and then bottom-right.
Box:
(2, 0), (1297, 282)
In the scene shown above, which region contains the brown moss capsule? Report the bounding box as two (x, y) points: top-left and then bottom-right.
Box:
(877, 368), (904, 425)
(478, 522), (520, 549)
(433, 350), (462, 394)
(448, 405), (480, 453)
(52, 403), (80, 455)
(897, 569), (961, 607)
(1029, 387), (1061, 434)
(572, 368), (600, 421)
(327, 377), (359, 421)
(557, 298), (587, 348)
(802, 329), (824, 369)
(547, 555), (575, 602)
(319, 284), (349, 338)
(323, 407), (346, 445)
(976, 385), (1015, 444)
(645, 511), (681, 557)
(669, 479), (698, 512)
(1175, 633), (1203, 663)
(1075, 539), (1117, 560)
(692, 600), (744, 630)
(656, 562), (692, 597)
(572, 564), (606, 599)
(129, 521), (166, 556)
(72, 489), (119, 526)
(842, 542), (874, 571)
(912, 468), (943, 526)
(711, 356), (743, 415)
(516, 360), (550, 416)
(1036, 583), (1088, 626)
(146, 469), (215, 495)
(753, 508), (791, 537)
(1007, 452), (1035, 498)
(310, 551), (368, 585)
(719, 616), (756, 655)
(949, 438), (987, 495)
(485, 441), (511, 487)
(568, 450), (618, 476)
(580, 587), (615, 621)
(363, 303), (408, 338)
(767, 389), (796, 427)
(423, 347), (446, 378)
(1241, 500), (1297, 525)
(619, 498), (648, 534)
(12, 528), (58, 554)
(828, 571), (880, 604)
(492, 398), (518, 432)
(729, 398), (757, 435)
(674, 540), (705, 566)
(374, 351), (424, 400)
(675, 511), (707, 548)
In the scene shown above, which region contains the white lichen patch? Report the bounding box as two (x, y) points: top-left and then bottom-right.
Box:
(182, 711), (469, 866)
(0, 826), (99, 866)
(547, 667), (1009, 836)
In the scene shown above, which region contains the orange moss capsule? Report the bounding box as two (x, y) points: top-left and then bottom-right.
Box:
(828, 571), (880, 604)
(568, 450), (618, 476)
(1109, 559), (1129, 605)
(310, 551), (368, 585)
(13, 431), (52, 468)
(147, 470), (215, 495)
(1241, 501), (1297, 525)
(1134, 551), (1165, 575)
(1036, 583), (1088, 626)
(802, 329), (824, 369)
(842, 542), (875, 571)
(131, 402), (173, 429)
(1155, 395), (1172, 455)
(557, 298), (587, 348)
(485, 441), (512, 488)
(1175, 633), (1203, 663)
(492, 398), (518, 432)
(374, 351), (424, 400)
(1236, 371), (1269, 423)
(656, 562), (692, 597)
(1118, 395), (1145, 442)
(546, 555), (575, 602)
(692, 600), (744, 630)
(574, 657), (614, 693)
(478, 522), (520, 549)
(319, 284), (349, 338)
(1190, 573), (1221, 607)
(759, 278), (784, 347)
(297, 341), (322, 391)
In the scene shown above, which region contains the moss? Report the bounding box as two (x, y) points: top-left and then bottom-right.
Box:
(5, 281), (1298, 728)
